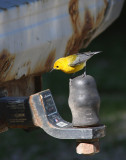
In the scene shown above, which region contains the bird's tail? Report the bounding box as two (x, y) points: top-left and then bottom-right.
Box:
(93, 51), (102, 55)
(81, 51), (102, 56)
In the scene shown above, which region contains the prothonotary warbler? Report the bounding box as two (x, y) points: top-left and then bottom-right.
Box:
(52, 51), (101, 74)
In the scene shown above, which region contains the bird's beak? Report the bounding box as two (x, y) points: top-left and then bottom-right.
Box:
(50, 68), (54, 72)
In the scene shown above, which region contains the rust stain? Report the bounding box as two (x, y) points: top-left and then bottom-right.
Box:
(0, 48), (56, 85)
(68, 0), (81, 34)
(44, 49), (56, 72)
(1, 76), (35, 97)
(66, 6), (93, 55)
(0, 50), (55, 95)
(29, 95), (43, 127)
(104, 0), (108, 7)
(65, 0), (108, 56)
(15, 60), (31, 79)
(0, 49), (15, 81)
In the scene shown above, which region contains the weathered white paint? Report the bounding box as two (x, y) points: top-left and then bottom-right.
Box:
(0, 0), (124, 84)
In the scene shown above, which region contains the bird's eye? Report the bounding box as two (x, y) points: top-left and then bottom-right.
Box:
(56, 66), (59, 68)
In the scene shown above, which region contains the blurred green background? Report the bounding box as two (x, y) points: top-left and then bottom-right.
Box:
(0, 2), (126, 160)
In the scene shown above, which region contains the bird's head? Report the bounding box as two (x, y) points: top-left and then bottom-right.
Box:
(53, 59), (63, 71)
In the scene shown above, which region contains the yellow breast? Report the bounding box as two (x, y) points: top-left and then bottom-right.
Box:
(60, 55), (85, 74)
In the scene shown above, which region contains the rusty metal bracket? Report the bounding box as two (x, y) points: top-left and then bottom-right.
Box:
(0, 89), (105, 140)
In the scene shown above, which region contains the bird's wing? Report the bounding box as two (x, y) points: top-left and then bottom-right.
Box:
(69, 51), (101, 67)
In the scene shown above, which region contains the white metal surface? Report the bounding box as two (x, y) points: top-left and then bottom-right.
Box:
(0, 0), (124, 84)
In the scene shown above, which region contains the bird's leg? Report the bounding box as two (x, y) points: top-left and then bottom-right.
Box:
(83, 62), (87, 77)
(71, 73), (76, 79)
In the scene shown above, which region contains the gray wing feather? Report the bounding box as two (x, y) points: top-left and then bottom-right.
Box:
(69, 51), (100, 67)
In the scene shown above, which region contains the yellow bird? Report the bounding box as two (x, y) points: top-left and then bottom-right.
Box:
(52, 51), (100, 74)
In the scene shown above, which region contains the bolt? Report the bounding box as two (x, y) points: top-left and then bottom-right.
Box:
(76, 139), (100, 155)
